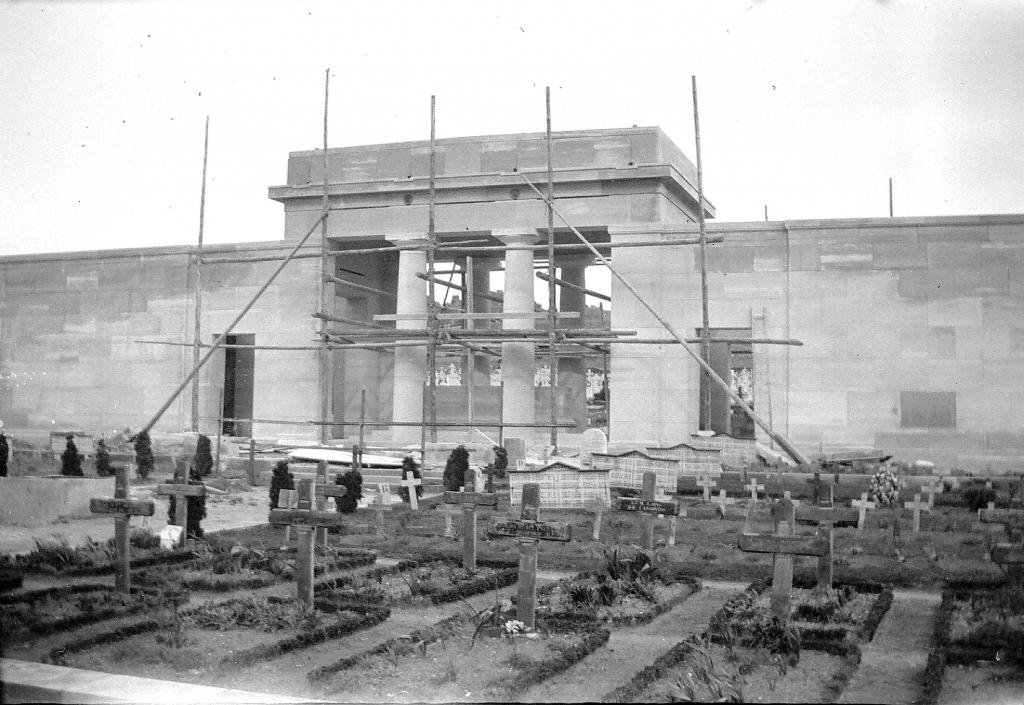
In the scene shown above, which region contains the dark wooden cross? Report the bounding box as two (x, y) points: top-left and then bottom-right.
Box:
(795, 504), (859, 590)
(979, 507), (1024, 544)
(268, 479), (343, 608)
(738, 498), (828, 620)
(157, 467), (206, 547)
(314, 460), (347, 545)
(444, 467), (498, 569)
(612, 471), (679, 550)
(989, 543), (1024, 587)
(806, 471), (837, 506)
(487, 483), (571, 629)
(89, 465), (155, 593)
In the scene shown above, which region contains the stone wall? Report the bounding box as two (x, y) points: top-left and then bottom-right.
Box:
(610, 215), (1024, 472)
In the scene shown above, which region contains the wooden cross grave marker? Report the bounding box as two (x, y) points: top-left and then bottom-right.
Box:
(443, 467), (498, 569)
(851, 492), (876, 531)
(314, 461), (348, 545)
(275, 488), (299, 543)
(989, 543), (1024, 587)
(400, 469), (423, 511)
(89, 465), (155, 593)
(794, 504), (859, 590)
(487, 483), (571, 629)
(612, 471), (679, 550)
(268, 479), (343, 608)
(375, 483), (392, 536)
(979, 507), (1024, 544)
(746, 477), (765, 502)
(738, 498), (829, 620)
(157, 467), (206, 547)
(921, 480), (943, 509)
(904, 493), (930, 533)
(697, 475), (718, 502)
(805, 472), (836, 506)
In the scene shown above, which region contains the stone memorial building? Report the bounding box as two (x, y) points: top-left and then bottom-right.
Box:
(1, 126), (1022, 471)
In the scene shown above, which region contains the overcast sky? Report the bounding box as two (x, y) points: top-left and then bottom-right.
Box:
(2, 0), (1023, 258)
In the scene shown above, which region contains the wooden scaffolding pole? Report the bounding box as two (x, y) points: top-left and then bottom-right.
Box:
(425, 94), (439, 445)
(518, 174), (809, 465)
(318, 68), (333, 445)
(190, 115), (210, 432)
(693, 75), (712, 433)
(545, 87), (559, 451)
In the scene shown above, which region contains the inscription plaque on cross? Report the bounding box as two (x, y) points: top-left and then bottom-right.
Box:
(89, 465), (155, 593)
(612, 471), (679, 550)
(157, 467), (206, 547)
(268, 479), (343, 608)
(443, 467), (498, 569)
(487, 483), (571, 629)
(314, 461), (347, 545)
(737, 498), (829, 620)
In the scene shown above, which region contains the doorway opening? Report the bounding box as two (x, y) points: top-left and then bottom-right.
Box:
(222, 334), (254, 438)
(697, 327), (754, 439)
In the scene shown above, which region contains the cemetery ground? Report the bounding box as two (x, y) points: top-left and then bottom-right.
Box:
(1, 480), (1022, 703)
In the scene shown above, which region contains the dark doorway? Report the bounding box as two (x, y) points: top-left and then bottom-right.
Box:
(697, 328), (754, 439)
(222, 334), (255, 438)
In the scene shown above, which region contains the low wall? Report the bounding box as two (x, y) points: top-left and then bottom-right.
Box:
(0, 477), (113, 526)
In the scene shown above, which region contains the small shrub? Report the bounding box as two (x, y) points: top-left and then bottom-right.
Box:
(963, 486), (998, 512)
(335, 469), (363, 513)
(443, 445), (469, 492)
(134, 430), (154, 480)
(194, 435), (213, 477)
(269, 460), (295, 511)
(166, 464), (207, 539)
(397, 456), (424, 504)
(61, 435), (83, 477)
(0, 432), (9, 478)
(95, 438), (113, 477)
(130, 528), (162, 550)
(491, 445), (508, 479)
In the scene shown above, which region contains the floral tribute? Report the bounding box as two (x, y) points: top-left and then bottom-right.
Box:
(868, 466), (901, 508)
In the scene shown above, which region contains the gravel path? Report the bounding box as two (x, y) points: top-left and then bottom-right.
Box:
(838, 589), (942, 704)
(515, 579), (748, 703)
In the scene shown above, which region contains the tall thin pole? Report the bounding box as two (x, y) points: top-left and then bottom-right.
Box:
(318, 68), (333, 445)
(426, 95), (439, 444)
(692, 76), (712, 432)
(889, 177), (894, 217)
(191, 116), (209, 432)
(546, 87), (558, 451)
(466, 256), (476, 442)
(764, 204), (768, 222)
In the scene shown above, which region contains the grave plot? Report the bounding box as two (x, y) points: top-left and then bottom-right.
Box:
(307, 610), (609, 703)
(922, 582), (1024, 705)
(0, 582), (182, 640)
(313, 553), (517, 606)
(536, 547), (701, 626)
(0, 530), (193, 578)
(606, 577), (891, 704)
(134, 542), (377, 592)
(48, 591), (390, 681)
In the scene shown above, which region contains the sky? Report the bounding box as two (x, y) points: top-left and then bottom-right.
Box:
(2, 0), (1024, 260)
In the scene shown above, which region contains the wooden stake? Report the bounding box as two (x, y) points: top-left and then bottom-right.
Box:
(190, 115), (209, 433)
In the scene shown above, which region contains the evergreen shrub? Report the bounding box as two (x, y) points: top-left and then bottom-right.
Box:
(335, 469), (363, 513)
(269, 460), (295, 511)
(61, 435), (83, 477)
(166, 464), (207, 539)
(95, 438), (113, 477)
(0, 432), (10, 478)
(195, 435), (213, 477)
(134, 431), (154, 480)
(443, 445), (469, 491)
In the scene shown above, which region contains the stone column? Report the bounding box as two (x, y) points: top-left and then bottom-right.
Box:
(556, 256), (590, 428)
(496, 231), (540, 441)
(390, 236), (429, 445)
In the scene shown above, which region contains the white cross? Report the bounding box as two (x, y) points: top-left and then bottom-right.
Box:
(697, 476), (718, 502)
(904, 493), (930, 532)
(746, 478), (765, 501)
(921, 481), (943, 508)
(851, 492), (876, 530)
(715, 489), (735, 513)
(400, 470), (422, 510)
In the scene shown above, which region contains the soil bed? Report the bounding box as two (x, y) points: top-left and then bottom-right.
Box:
(52, 593), (389, 677)
(310, 612), (609, 703)
(537, 572), (700, 625)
